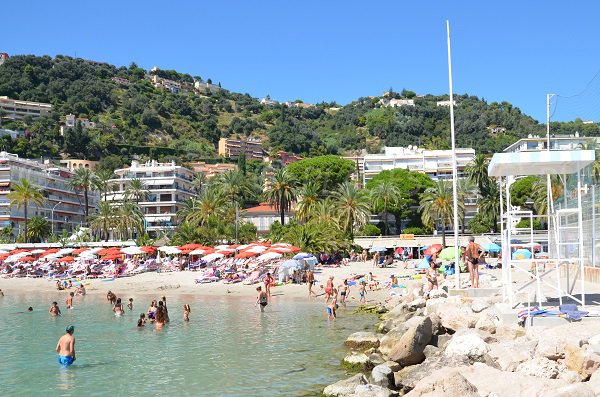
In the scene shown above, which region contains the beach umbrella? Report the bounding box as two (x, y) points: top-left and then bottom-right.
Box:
(257, 252), (282, 261)
(481, 242), (501, 253)
(140, 246), (156, 253)
(293, 252), (314, 260)
(214, 244), (230, 250)
(417, 258), (431, 269)
(369, 246), (387, 253)
(122, 246), (145, 255)
(0, 249), (8, 255)
(235, 251), (258, 259)
(179, 243), (206, 250)
(31, 249), (46, 254)
(189, 248), (214, 256)
(272, 242), (291, 247)
(10, 249), (30, 254)
(423, 244), (443, 255)
(60, 256), (76, 263)
(244, 245), (268, 254)
(280, 259), (303, 269)
(202, 252), (224, 263)
(102, 253), (121, 261)
(57, 248), (75, 256)
(72, 248), (89, 255)
(438, 247), (457, 261)
(18, 256), (36, 262)
(512, 249), (532, 260)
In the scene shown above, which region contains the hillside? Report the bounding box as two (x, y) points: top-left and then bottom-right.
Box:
(0, 54), (597, 168)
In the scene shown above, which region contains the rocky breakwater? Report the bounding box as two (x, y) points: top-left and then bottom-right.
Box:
(323, 290), (600, 397)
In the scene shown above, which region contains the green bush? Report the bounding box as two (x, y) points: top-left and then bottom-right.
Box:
(357, 224), (381, 236)
(402, 226), (431, 235)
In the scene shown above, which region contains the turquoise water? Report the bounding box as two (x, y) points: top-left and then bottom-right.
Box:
(0, 292), (375, 396)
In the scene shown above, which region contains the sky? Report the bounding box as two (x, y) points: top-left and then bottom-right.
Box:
(3, 1), (600, 122)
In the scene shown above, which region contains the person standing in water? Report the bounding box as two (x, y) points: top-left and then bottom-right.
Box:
(183, 304), (191, 321)
(113, 298), (124, 316)
(263, 273), (274, 298)
(256, 286), (268, 312)
(306, 270), (317, 298)
(324, 276), (334, 304)
(56, 325), (76, 366)
(161, 296), (170, 322)
(49, 301), (61, 316)
(339, 279), (350, 305)
(127, 298), (133, 311)
(155, 305), (166, 330)
(66, 292), (74, 309)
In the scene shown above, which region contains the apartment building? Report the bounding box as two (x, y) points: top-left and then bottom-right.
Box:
(218, 137), (264, 160)
(0, 53), (8, 66)
(105, 160), (195, 236)
(60, 113), (97, 135)
(0, 152), (97, 236)
(186, 162), (236, 179)
(503, 133), (595, 153)
(59, 159), (99, 172)
(0, 96), (52, 120)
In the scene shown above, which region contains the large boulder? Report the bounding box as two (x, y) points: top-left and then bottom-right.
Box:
(475, 312), (497, 334)
(471, 298), (490, 313)
(438, 306), (477, 332)
(487, 339), (535, 371)
(404, 368), (479, 397)
(323, 373), (368, 397)
(343, 353), (373, 371)
(353, 384), (399, 397)
(345, 332), (381, 350)
(427, 289), (447, 299)
(516, 357), (559, 379)
(387, 316), (433, 365)
(408, 298), (426, 311)
(379, 325), (409, 357)
(532, 322), (600, 360)
(371, 364), (394, 388)
(588, 370), (600, 396)
(444, 333), (489, 362)
(382, 303), (410, 321)
(551, 383), (596, 397)
(394, 355), (469, 393)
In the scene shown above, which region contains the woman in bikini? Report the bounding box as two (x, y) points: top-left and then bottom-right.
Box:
(113, 298), (124, 316)
(324, 276), (334, 304)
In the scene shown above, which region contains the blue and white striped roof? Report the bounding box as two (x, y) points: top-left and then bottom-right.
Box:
(488, 150), (595, 177)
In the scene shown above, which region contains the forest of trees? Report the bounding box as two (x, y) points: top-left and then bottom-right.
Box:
(0, 54), (598, 169)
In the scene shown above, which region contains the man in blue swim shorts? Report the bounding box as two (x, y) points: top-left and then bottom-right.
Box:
(56, 325), (76, 366)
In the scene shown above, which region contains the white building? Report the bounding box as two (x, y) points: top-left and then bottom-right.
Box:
(379, 98), (415, 108)
(503, 133), (596, 153)
(105, 160), (196, 237)
(436, 100), (456, 107)
(363, 146), (475, 185)
(60, 114), (97, 135)
(0, 96), (52, 120)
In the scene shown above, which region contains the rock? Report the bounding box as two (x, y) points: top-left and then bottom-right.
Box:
(564, 345), (585, 374)
(558, 370), (582, 384)
(516, 357), (559, 379)
(368, 353), (386, 367)
(377, 319), (395, 334)
(444, 333), (489, 362)
(432, 334), (452, 349)
(531, 322), (600, 360)
(323, 373), (368, 397)
(379, 325), (409, 357)
(438, 307), (477, 332)
(552, 383), (596, 397)
(428, 313), (442, 335)
(353, 384), (399, 397)
(582, 352), (600, 378)
(371, 364), (394, 388)
(387, 316), (433, 366)
(495, 324), (525, 340)
(394, 355), (469, 393)
(424, 296), (462, 317)
(588, 370), (600, 396)
(428, 289), (447, 299)
(588, 333), (600, 346)
(384, 296), (403, 311)
(423, 345), (440, 358)
(475, 312), (497, 334)
(487, 339), (535, 371)
(345, 332), (380, 350)
(408, 298), (426, 311)
(343, 353), (373, 371)
(382, 303), (410, 321)
(381, 361), (401, 372)
(471, 299), (490, 313)
(404, 368), (479, 397)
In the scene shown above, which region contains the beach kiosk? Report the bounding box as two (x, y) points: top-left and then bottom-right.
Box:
(488, 149), (595, 309)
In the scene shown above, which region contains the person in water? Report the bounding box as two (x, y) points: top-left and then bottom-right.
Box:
(183, 304), (191, 322)
(263, 273), (274, 298)
(66, 292), (74, 309)
(155, 305), (166, 330)
(339, 279), (350, 305)
(127, 298), (133, 311)
(306, 270), (317, 299)
(56, 325), (76, 366)
(49, 301), (61, 316)
(113, 298), (124, 316)
(28, 307), (33, 312)
(256, 286), (268, 312)
(327, 288), (337, 320)
(0, 288), (4, 296)
(147, 300), (157, 323)
(161, 296), (170, 322)
(106, 290), (116, 305)
(137, 313), (146, 327)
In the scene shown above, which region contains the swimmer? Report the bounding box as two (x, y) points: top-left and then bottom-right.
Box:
(0, 288), (4, 296)
(56, 325), (76, 366)
(256, 286), (268, 312)
(49, 301), (61, 316)
(137, 313), (146, 327)
(66, 292), (74, 309)
(161, 296), (170, 323)
(183, 304), (191, 322)
(106, 290), (116, 304)
(113, 298), (124, 316)
(127, 298), (133, 311)
(28, 307), (33, 312)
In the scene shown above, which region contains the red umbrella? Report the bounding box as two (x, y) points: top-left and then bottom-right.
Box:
(235, 251), (258, 259)
(18, 256), (36, 262)
(41, 248), (60, 256)
(179, 243), (209, 250)
(102, 254), (121, 260)
(423, 244), (443, 256)
(72, 248), (89, 255)
(10, 249), (30, 254)
(0, 253), (9, 260)
(60, 256), (76, 263)
(140, 246), (156, 253)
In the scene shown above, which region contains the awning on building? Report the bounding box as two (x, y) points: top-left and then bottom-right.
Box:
(145, 216), (172, 222)
(488, 150), (595, 177)
(144, 179), (175, 186)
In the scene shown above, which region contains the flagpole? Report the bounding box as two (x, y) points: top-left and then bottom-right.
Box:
(446, 20), (461, 289)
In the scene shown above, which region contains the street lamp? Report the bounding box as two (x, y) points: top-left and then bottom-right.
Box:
(51, 201), (63, 235)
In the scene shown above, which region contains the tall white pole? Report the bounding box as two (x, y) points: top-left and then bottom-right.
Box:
(446, 20), (461, 289)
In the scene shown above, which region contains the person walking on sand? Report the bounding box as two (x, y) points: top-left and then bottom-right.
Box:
(307, 270), (317, 298)
(463, 236), (483, 288)
(56, 325), (76, 366)
(372, 252), (380, 268)
(66, 292), (74, 309)
(263, 272), (274, 298)
(256, 286), (268, 312)
(49, 301), (61, 316)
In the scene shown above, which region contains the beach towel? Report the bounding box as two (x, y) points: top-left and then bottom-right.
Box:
(559, 304), (589, 322)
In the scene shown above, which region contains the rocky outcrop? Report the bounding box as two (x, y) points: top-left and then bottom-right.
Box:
(531, 322), (600, 360)
(371, 364), (394, 388)
(487, 338), (535, 371)
(387, 316), (433, 366)
(353, 384), (399, 397)
(404, 368), (479, 397)
(444, 333), (490, 362)
(345, 332), (381, 350)
(394, 355), (469, 393)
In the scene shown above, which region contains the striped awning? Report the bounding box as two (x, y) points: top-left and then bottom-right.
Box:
(488, 150), (595, 177)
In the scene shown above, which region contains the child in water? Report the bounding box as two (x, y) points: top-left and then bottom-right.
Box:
(137, 313), (146, 327)
(127, 298), (133, 310)
(183, 304), (191, 321)
(359, 282), (367, 304)
(327, 288), (337, 320)
(66, 292), (74, 309)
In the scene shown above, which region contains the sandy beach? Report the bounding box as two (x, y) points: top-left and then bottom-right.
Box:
(0, 260), (426, 304)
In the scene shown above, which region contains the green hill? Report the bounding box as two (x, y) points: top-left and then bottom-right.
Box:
(0, 54), (597, 168)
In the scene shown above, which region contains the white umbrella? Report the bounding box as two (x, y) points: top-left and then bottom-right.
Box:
(189, 248), (208, 255)
(257, 252), (282, 262)
(214, 244), (230, 250)
(202, 253), (224, 263)
(158, 246), (181, 254)
(5, 252), (30, 262)
(216, 247), (236, 253)
(0, 249), (8, 255)
(272, 243), (291, 247)
(31, 249), (46, 254)
(122, 246), (145, 255)
(236, 244), (250, 251)
(245, 246), (267, 253)
(57, 248), (75, 255)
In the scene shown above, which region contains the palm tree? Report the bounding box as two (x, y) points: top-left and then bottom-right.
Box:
(191, 171), (207, 194)
(218, 170), (252, 205)
(310, 198), (340, 226)
(69, 168), (95, 218)
(465, 154), (491, 195)
(26, 216), (51, 243)
(125, 178), (149, 204)
(89, 201), (116, 241)
(296, 181), (320, 222)
(178, 188), (227, 227)
(370, 181), (401, 235)
(92, 169), (114, 201)
(263, 168), (298, 225)
(7, 179), (44, 243)
(419, 180), (464, 246)
(478, 181), (501, 233)
(532, 175), (563, 217)
(332, 182), (371, 239)
(116, 201), (145, 240)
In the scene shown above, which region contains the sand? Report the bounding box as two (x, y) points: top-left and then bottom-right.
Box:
(0, 260), (425, 303)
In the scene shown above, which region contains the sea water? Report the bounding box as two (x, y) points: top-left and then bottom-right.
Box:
(0, 292), (375, 396)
